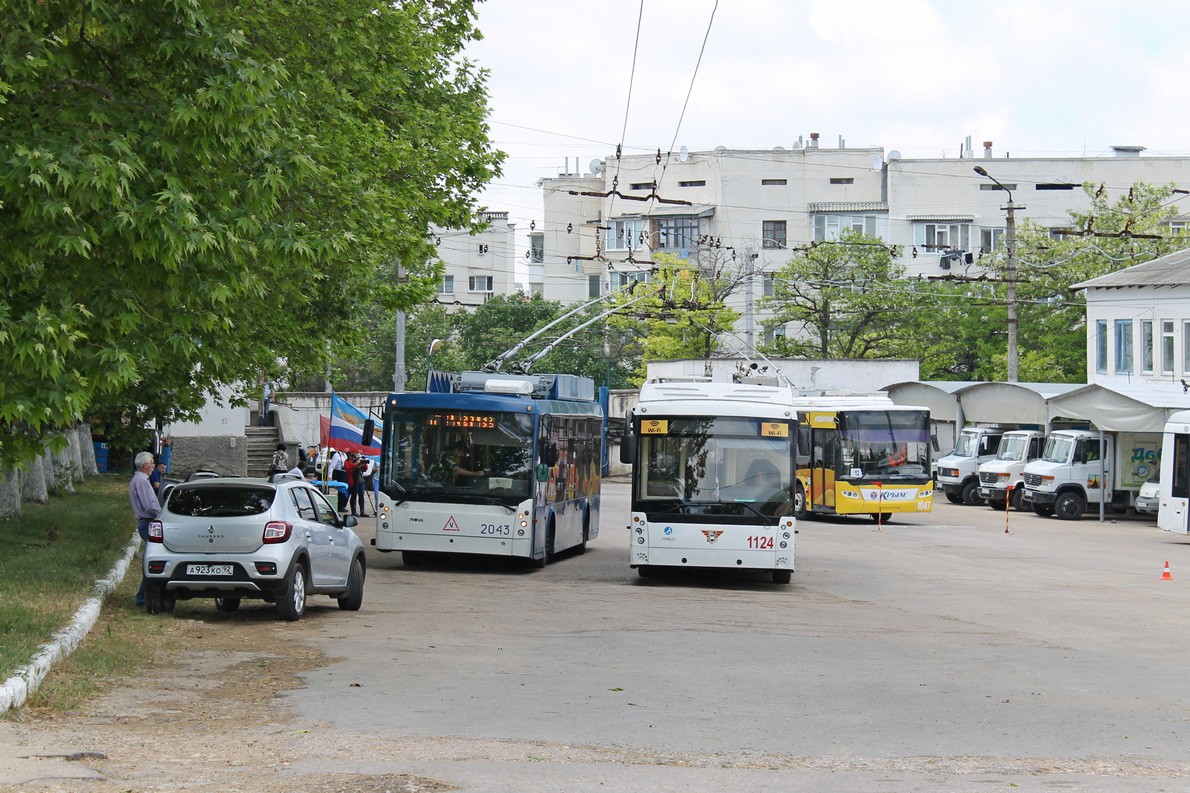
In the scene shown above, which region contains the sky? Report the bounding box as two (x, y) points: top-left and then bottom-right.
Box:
(466, 0), (1190, 234)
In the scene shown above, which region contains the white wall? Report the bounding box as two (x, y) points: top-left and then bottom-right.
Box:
(1084, 282), (1190, 387)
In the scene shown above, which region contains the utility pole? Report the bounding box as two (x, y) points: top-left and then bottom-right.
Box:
(974, 166), (1022, 382)
(393, 310), (407, 393)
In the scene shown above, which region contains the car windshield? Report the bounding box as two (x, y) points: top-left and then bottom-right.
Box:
(1041, 436), (1075, 464)
(996, 434), (1029, 461)
(382, 408), (534, 506)
(954, 430), (980, 457)
(168, 485), (275, 517)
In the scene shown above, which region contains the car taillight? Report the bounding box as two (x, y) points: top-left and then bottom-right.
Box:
(263, 521), (292, 543)
(147, 520), (164, 542)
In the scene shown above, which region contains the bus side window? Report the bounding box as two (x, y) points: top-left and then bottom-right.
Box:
(1173, 435), (1190, 499)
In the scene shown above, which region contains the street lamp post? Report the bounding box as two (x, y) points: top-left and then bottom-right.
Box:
(426, 338), (443, 391)
(973, 166), (1021, 382)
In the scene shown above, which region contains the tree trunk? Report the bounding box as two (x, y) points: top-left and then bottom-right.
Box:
(43, 449), (60, 496)
(66, 426), (84, 482)
(0, 468), (21, 519)
(78, 422), (99, 477)
(52, 440), (75, 494)
(20, 453), (49, 505)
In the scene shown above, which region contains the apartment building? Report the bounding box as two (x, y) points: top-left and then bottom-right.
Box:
(431, 210), (520, 310)
(537, 138), (1190, 343)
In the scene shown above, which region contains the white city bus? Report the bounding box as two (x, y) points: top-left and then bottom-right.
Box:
(1158, 409), (1190, 534)
(621, 380), (797, 583)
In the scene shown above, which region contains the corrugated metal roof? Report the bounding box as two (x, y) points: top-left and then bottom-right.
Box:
(905, 214), (975, 222)
(808, 202), (889, 213)
(1072, 248), (1190, 290)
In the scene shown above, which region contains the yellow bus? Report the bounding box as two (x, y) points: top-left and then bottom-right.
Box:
(791, 398), (934, 522)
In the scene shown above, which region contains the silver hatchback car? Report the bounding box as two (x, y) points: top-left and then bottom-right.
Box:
(143, 475), (366, 620)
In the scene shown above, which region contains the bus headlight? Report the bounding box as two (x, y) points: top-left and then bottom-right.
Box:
(779, 541), (787, 549)
(637, 536), (645, 544)
(782, 532), (791, 540)
(635, 527), (643, 535)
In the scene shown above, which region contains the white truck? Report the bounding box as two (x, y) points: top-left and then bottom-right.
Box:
(976, 429), (1046, 511)
(1021, 428), (1161, 520)
(935, 426), (1005, 506)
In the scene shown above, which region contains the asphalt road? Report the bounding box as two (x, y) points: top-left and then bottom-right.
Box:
(268, 481), (1190, 790)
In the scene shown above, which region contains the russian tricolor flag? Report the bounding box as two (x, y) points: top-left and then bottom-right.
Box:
(320, 394), (381, 457)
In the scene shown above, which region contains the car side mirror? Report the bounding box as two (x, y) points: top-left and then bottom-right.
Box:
(343, 514), (359, 528)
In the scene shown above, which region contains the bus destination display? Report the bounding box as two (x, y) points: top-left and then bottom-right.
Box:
(427, 413), (497, 430)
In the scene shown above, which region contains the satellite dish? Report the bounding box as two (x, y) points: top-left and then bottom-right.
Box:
(679, 146), (688, 162)
(589, 158), (603, 175)
(887, 150), (902, 161)
(871, 154), (883, 171)
(714, 145), (727, 153)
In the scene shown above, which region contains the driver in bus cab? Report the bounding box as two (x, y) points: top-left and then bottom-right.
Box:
(442, 441), (485, 486)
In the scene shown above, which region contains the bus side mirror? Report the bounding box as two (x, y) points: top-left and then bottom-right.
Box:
(541, 445), (558, 466)
(620, 434), (637, 464)
(361, 419), (374, 448)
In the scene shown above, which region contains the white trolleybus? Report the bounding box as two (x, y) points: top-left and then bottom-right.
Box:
(374, 371), (602, 566)
(1158, 410), (1190, 534)
(621, 380), (797, 583)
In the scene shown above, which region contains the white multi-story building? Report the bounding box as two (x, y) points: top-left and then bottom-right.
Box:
(1076, 249), (1190, 388)
(538, 137), (1190, 344)
(431, 210), (520, 310)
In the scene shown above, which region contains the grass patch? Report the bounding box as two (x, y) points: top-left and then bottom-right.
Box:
(0, 475), (139, 683)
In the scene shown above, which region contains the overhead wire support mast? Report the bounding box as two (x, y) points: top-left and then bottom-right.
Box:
(510, 294), (650, 375)
(482, 283), (642, 373)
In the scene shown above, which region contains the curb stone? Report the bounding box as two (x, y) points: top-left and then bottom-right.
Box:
(0, 530), (141, 713)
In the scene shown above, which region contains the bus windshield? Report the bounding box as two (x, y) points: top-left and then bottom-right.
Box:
(635, 416), (793, 519)
(837, 410), (930, 480)
(382, 409), (534, 506)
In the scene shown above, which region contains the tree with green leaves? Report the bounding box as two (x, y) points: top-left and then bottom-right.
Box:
(760, 231), (908, 359)
(0, 0), (502, 472)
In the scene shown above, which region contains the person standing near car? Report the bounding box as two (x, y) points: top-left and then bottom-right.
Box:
(345, 452), (368, 517)
(329, 448), (349, 512)
(129, 451), (161, 608)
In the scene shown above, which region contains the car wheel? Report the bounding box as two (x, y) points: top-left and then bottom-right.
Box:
(144, 581), (174, 615)
(792, 482), (807, 520)
(1032, 503), (1054, 517)
(772, 569), (792, 584)
(337, 557), (365, 611)
(944, 492), (964, 504)
(276, 561), (307, 621)
(987, 499), (1007, 512)
(214, 596), (240, 613)
(1010, 486), (1027, 512)
(1054, 491), (1086, 521)
(961, 480), (984, 506)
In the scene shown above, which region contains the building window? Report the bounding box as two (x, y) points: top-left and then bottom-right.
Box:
(980, 183), (1017, 191)
(914, 223), (971, 252)
(829, 178), (854, 185)
(1163, 320), (1175, 374)
(762, 220), (787, 248)
(468, 276), (493, 293)
(761, 178), (787, 186)
(763, 276), (775, 298)
(610, 270), (649, 291)
(440, 275), (454, 295)
(1184, 321), (1190, 373)
(1115, 320), (1133, 373)
(606, 219), (644, 251)
(588, 274), (602, 298)
(1036, 183), (1076, 190)
(980, 228), (1004, 254)
(764, 324), (786, 345)
(815, 214), (878, 242)
(654, 217), (700, 251)
(630, 182), (652, 191)
(1095, 320), (1107, 373)
(1170, 220), (1189, 235)
(1141, 320), (1154, 373)
(529, 233), (544, 263)
(678, 180), (706, 187)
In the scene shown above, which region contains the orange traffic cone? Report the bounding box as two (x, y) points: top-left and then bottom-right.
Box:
(1161, 561), (1173, 581)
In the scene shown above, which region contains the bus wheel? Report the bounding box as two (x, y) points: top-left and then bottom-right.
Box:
(402, 551), (424, 566)
(1054, 491), (1086, 521)
(772, 569), (792, 584)
(792, 483), (807, 520)
(961, 480), (984, 506)
(636, 565), (655, 578)
(870, 512), (892, 524)
(576, 508), (589, 554)
(545, 520), (556, 563)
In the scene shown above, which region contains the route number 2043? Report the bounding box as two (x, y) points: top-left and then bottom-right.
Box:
(747, 535), (774, 549)
(481, 523), (511, 535)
